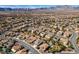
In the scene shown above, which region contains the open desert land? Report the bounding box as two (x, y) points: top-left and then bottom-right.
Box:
(0, 8), (79, 54)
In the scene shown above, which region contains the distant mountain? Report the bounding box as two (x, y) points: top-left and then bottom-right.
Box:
(0, 8), (12, 11)
(0, 5), (79, 11)
(0, 7), (56, 11)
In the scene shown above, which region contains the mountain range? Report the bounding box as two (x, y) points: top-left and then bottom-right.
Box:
(0, 5), (79, 11)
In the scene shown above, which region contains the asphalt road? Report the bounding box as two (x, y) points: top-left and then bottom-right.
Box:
(12, 37), (40, 54)
(69, 32), (79, 53)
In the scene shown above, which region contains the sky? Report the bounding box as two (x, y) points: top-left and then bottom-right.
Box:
(0, 5), (55, 8)
(0, 5), (79, 9)
(0, 0), (79, 5)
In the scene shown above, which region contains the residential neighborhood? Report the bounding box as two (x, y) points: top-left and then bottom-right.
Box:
(0, 5), (79, 54)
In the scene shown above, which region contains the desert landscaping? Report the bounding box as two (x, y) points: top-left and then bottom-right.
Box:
(0, 5), (79, 54)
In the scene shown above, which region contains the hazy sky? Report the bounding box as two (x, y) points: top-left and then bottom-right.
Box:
(0, 5), (55, 8)
(0, 5), (78, 9)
